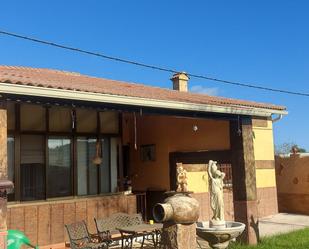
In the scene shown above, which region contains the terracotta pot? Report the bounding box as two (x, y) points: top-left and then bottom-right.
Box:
(153, 192), (200, 224)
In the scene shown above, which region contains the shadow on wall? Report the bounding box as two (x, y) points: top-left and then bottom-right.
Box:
(275, 153), (309, 215)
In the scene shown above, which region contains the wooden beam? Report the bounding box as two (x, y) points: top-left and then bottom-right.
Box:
(230, 117), (257, 201)
(230, 117), (258, 245)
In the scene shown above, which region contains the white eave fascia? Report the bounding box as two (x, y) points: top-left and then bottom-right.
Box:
(0, 83), (288, 117)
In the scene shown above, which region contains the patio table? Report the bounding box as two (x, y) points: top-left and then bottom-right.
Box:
(117, 223), (163, 249)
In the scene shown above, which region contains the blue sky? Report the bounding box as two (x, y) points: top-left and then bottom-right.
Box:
(1, 1), (308, 149)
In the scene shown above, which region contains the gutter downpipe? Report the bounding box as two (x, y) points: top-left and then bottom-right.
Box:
(272, 114), (283, 123)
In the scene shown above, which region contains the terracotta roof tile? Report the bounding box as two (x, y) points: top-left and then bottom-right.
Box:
(0, 66), (286, 111)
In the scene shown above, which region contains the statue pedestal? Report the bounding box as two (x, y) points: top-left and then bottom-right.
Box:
(161, 222), (197, 249)
(210, 220), (226, 229)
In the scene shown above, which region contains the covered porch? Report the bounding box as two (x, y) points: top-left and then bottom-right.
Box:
(0, 67), (287, 248)
(0, 97), (277, 247)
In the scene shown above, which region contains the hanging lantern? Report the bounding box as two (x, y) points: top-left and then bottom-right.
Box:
(92, 138), (102, 165)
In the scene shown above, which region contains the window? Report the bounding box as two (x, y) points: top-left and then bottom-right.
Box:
(77, 138), (98, 195)
(7, 102), (121, 202)
(101, 138), (111, 193)
(7, 136), (14, 200)
(20, 135), (45, 201)
(77, 137), (116, 196)
(218, 164), (233, 188)
(48, 138), (72, 198)
(110, 138), (118, 192)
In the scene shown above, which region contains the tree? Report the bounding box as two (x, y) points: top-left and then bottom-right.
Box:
(275, 142), (307, 155)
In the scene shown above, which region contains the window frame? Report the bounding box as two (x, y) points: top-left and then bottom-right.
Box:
(20, 134), (46, 201)
(47, 136), (73, 198)
(7, 102), (121, 203)
(76, 136), (112, 196)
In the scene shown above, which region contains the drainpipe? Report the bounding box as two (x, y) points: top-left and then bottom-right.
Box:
(272, 114), (283, 123)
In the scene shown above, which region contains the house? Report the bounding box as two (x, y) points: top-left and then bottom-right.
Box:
(0, 66), (287, 247)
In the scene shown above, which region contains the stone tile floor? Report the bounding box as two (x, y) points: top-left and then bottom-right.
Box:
(259, 213), (309, 237)
(55, 213), (309, 249)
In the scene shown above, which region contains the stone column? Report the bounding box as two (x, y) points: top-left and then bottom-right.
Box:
(0, 103), (8, 182)
(161, 222), (197, 249)
(230, 117), (258, 245)
(0, 102), (12, 249)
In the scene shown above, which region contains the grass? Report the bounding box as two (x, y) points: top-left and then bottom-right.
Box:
(229, 228), (309, 249)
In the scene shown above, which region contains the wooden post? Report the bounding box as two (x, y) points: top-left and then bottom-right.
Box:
(230, 117), (258, 245)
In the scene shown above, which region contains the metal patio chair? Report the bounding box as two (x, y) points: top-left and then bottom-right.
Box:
(94, 213), (140, 245)
(65, 221), (108, 249)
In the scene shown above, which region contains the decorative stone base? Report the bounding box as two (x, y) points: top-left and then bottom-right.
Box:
(210, 220), (226, 229)
(234, 200), (258, 245)
(0, 230), (7, 249)
(161, 222), (196, 249)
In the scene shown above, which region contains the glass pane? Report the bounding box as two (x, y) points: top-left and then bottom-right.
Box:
(7, 136), (14, 200)
(88, 139), (98, 195)
(77, 138), (88, 196)
(48, 138), (72, 198)
(77, 138), (98, 195)
(77, 137), (114, 195)
(20, 135), (45, 201)
(100, 138), (110, 193)
(110, 138), (118, 193)
(20, 104), (46, 131)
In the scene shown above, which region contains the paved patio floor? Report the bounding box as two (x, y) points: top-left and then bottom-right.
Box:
(105, 213), (309, 248)
(57, 213), (309, 249)
(259, 213), (309, 237)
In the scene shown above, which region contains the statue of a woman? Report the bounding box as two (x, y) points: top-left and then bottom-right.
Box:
(208, 160), (225, 223)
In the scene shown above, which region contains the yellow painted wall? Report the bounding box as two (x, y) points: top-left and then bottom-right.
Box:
(123, 114), (230, 191)
(253, 118), (277, 189)
(187, 171), (208, 193)
(253, 120), (275, 161)
(124, 114), (278, 192)
(256, 169), (276, 188)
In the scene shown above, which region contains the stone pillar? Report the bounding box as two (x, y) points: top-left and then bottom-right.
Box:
(0, 103), (8, 181)
(0, 102), (12, 249)
(230, 117), (258, 245)
(161, 222), (197, 249)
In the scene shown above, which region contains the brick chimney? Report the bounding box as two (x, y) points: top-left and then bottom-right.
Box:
(171, 72), (189, 92)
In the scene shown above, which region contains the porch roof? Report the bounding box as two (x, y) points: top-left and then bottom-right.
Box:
(0, 66), (287, 117)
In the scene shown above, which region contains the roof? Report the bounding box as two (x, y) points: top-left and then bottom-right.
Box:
(0, 66), (286, 115)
